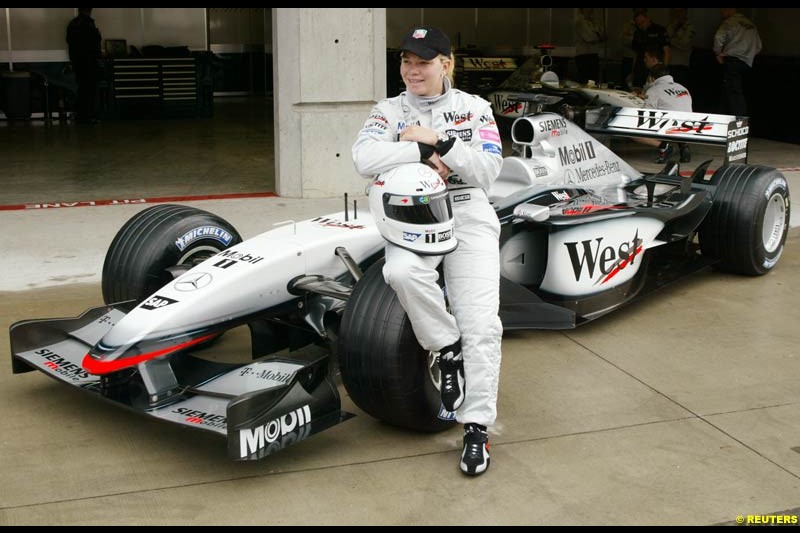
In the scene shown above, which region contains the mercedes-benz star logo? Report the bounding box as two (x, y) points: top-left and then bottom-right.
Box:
(174, 272), (213, 292)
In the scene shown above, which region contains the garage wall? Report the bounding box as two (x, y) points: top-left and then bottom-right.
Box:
(2, 8), (798, 67)
(0, 8), (206, 64)
(384, 8), (794, 58)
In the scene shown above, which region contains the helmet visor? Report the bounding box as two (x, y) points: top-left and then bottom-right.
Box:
(383, 190), (452, 225)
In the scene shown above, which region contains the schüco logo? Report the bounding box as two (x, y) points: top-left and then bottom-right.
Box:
(564, 229), (643, 286)
(239, 405), (311, 458)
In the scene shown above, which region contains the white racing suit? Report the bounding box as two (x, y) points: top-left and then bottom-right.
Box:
(644, 74), (693, 112)
(352, 80), (503, 427)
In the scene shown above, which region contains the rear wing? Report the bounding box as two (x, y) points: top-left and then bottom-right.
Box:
(585, 107), (750, 165)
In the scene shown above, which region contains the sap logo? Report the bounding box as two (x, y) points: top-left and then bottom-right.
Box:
(141, 295), (178, 310)
(564, 229), (643, 285)
(533, 166), (548, 178)
(239, 405), (311, 458)
(403, 231), (421, 242)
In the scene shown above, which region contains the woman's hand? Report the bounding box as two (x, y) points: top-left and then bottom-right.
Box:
(400, 125), (439, 146)
(425, 153), (451, 180)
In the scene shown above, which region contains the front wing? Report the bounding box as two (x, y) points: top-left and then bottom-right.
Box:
(10, 304), (353, 461)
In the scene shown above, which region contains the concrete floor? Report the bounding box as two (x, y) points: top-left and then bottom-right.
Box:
(1, 97), (799, 525)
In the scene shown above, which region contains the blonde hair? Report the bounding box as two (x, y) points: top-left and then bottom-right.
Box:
(400, 50), (456, 85)
(443, 53), (455, 84)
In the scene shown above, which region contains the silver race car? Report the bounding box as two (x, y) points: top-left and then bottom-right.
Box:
(10, 104), (790, 460)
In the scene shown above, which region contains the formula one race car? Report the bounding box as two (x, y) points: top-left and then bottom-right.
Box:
(9, 104), (790, 461)
(484, 55), (644, 131)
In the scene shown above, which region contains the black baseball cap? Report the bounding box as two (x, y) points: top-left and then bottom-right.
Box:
(400, 27), (451, 60)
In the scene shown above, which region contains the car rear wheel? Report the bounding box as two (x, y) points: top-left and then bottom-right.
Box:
(337, 259), (455, 433)
(699, 165), (790, 275)
(102, 204), (242, 304)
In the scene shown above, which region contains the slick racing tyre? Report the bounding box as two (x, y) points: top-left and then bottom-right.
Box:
(338, 259), (456, 433)
(699, 165), (790, 275)
(102, 204), (242, 304)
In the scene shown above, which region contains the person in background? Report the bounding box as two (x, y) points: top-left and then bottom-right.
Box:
(574, 8), (605, 84)
(619, 8), (645, 89)
(66, 8), (102, 124)
(666, 7), (695, 88)
(631, 9), (671, 91)
(352, 27), (504, 477)
(633, 45), (693, 163)
(713, 8), (762, 117)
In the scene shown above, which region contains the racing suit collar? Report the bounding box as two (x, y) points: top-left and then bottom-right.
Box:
(405, 77), (452, 109)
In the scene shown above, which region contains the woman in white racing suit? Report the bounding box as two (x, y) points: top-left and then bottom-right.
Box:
(351, 26), (503, 476)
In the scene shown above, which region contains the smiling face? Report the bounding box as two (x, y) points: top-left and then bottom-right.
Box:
(400, 51), (449, 97)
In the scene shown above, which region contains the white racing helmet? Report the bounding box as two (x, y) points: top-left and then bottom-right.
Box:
(369, 163), (456, 255)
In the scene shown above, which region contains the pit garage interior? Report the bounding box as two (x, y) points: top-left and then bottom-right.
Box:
(1, 8), (800, 526)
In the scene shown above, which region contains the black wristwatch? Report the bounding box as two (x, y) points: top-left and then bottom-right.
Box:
(435, 133), (456, 156)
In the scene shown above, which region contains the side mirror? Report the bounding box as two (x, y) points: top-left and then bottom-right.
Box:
(513, 203), (550, 222)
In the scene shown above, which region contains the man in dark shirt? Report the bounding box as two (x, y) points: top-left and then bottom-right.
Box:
(66, 8), (102, 124)
(631, 10), (670, 90)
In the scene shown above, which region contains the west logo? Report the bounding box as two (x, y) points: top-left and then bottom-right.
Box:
(563, 229), (643, 285)
(443, 111), (473, 125)
(312, 217), (366, 230)
(635, 110), (711, 135)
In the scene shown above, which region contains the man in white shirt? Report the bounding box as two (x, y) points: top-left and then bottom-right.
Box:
(633, 45), (693, 163)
